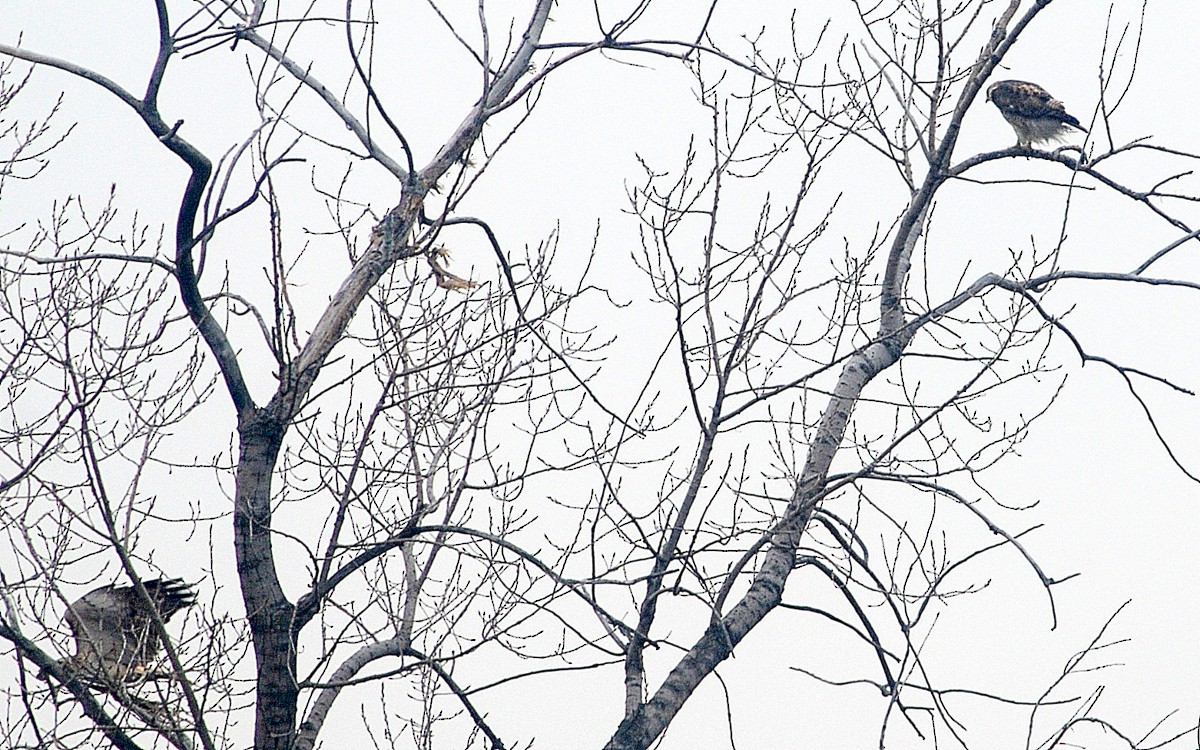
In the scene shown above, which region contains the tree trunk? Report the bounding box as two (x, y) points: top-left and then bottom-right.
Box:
(236, 410), (298, 750)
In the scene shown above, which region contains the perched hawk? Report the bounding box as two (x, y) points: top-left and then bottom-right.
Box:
(55, 578), (196, 684)
(986, 80), (1087, 148)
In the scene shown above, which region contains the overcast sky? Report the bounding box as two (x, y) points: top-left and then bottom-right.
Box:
(2, 2), (1199, 748)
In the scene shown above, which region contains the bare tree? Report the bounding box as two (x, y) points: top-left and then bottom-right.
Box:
(1, 1), (1197, 749)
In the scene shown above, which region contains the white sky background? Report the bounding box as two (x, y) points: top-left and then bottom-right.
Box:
(2, 1), (1199, 748)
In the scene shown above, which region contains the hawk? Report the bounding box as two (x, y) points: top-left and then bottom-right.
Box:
(53, 578), (196, 684)
(986, 80), (1087, 148)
